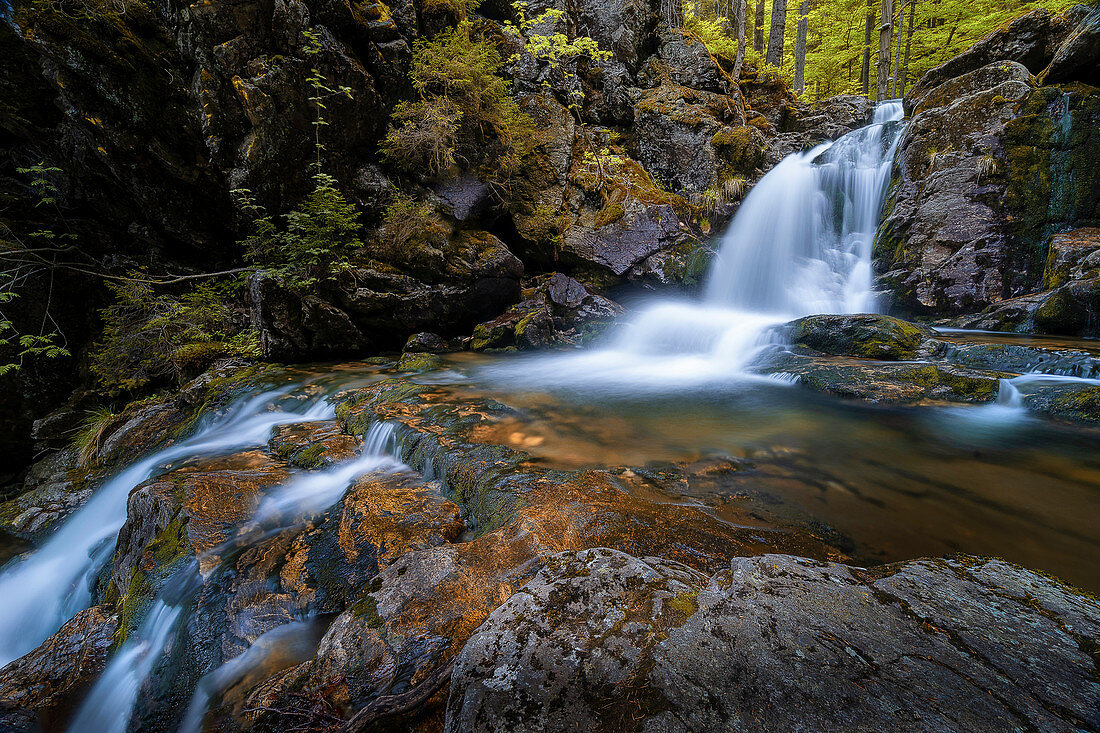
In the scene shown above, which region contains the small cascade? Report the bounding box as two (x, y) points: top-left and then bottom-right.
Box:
(0, 388), (336, 667)
(67, 564), (204, 733)
(484, 101), (907, 391)
(68, 422), (403, 733)
(178, 619), (327, 733)
(995, 378), (1025, 408)
(256, 422), (402, 520)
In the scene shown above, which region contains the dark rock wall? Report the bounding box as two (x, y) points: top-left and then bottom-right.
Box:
(876, 5), (1100, 334)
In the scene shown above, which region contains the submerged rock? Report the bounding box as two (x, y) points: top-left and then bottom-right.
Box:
(448, 551), (1100, 732)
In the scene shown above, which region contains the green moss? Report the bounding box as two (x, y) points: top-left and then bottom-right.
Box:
(292, 443), (328, 469)
(1004, 85), (1100, 294)
(593, 202), (625, 228)
(666, 589), (699, 617)
(396, 351), (443, 372)
(349, 591), (385, 628)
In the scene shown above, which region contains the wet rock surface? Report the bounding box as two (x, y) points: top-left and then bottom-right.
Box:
(449, 551), (1100, 733)
(0, 605), (118, 731)
(471, 273), (625, 351)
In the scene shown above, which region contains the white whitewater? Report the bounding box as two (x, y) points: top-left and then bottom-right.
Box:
(484, 101), (906, 391)
(68, 424), (404, 733)
(0, 388), (335, 667)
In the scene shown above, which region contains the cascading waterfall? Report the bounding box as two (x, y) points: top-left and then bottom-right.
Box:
(484, 101), (906, 391)
(704, 101), (904, 314)
(0, 388), (336, 666)
(68, 421), (405, 733)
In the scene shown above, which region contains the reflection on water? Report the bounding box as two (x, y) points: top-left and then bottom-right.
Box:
(426, 351), (1100, 592)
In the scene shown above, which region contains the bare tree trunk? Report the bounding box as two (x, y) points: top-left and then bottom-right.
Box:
(901, 0), (916, 96)
(891, 0), (905, 97)
(861, 0), (874, 95)
(793, 0), (809, 93)
(876, 0), (893, 101)
(766, 0), (787, 67)
(660, 0), (685, 29)
(734, 0), (748, 79)
(754, 0), (765, 54)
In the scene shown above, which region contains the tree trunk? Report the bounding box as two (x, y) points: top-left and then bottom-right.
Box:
(734, 0), (748, 79)
(891, 0), (905, 97)
(861, 0), (874, 95)
(766, 0), (787, 68)
(901, 0), (916, 96)
(793, 0), (809, 93)
(876, 0), (892, 101)
(660, 0), (684, 29)
(754, 0), (766, 54)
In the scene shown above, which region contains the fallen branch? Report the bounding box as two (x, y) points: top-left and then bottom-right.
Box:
(342, 659), (455, 733)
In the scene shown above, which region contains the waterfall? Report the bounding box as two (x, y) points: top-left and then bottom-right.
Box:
(0, 388), (336, 667)
(704, 100), (904, 314)
(483, 101), (907, 391)
(67, 423), (404, 733)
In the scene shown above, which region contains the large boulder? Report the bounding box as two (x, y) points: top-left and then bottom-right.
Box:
(630, 84), (756, 195)
(876, 61), (1037, 314)
(1042, 6), (1100, 86)
(879, 7), (1100, 326)
(906, 7), (1084, 110)
(249, 230), (525, 358)
(448, 551), (1100, 732)
(781, 313), (934, 361)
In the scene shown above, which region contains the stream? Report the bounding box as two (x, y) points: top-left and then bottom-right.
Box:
(0, 99), (1097, 731)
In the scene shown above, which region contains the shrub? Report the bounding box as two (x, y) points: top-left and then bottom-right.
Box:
(237, 172), (362, 289)
(380, 20), (544, 196)
(91, 277), (260, 394)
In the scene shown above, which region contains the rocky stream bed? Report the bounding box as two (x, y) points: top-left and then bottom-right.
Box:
(0, 312), (1098, 732)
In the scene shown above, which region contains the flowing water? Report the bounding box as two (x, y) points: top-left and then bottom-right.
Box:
(67, 419), (405, 733)
(486, 102), (906, 392)
(4, 100), (1099, 732)
(0, 387), (338, 666)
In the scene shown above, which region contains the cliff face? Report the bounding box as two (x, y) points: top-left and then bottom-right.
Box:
(876, 5), (1100, 334)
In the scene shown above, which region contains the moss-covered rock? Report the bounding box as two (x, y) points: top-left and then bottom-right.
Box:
(1023, 382), (1100, 425)
(783, 314), (935, 361)
(396, 351), (444, 373)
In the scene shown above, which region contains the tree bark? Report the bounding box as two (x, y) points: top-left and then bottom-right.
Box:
(734, 0), (748, 79)
(901, 0), (916, 96)
(766, 0), (787, 68)
(754, 0), (766, 54)
(861, 0), (874, 95)
(876, 0), (893, 101)
(891, 0), (905, 97)
(793, 0), (809, 93)
(660, 0), (684, 29)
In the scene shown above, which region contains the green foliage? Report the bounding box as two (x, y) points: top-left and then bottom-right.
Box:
(684, 8), (741, 61)
(377, 191), (448, 254)
(73, 406), (119, 465)
(236, 172), (362, 289)
(504, 2), (612, 113)
(381, 20), (544, 195)
(91, 277), (260, 394)
(687, 0), (1078, 100)
(0, 163), (72, 377)
(302, 29), (354, 173)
